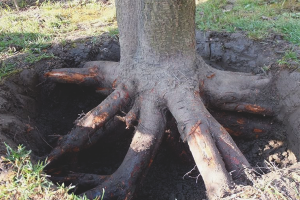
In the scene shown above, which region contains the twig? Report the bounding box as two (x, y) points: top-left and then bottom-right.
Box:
(183, 165), (197, 179)
(35, 126), (53, 149)
(36, 80), (47, 87)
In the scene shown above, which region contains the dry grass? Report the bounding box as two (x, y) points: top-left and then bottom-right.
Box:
(223, 162), (300, 200)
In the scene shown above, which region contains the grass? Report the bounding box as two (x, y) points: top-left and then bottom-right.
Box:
(108, 27), (119, 37)
(0, 143), (104, 200)
(0, 0), (117, 66)
(277, 49), (300, 69)
(25, 52), (56, 64)
(0, 63), (19, 81)
(196, 0), (300, 45)
(1, 0), (299, 73)
(223, 162), (300, 200)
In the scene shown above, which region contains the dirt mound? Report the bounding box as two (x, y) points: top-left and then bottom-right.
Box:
(196, 31), (298, 73)
(0, 36), (120, 156)
(0, 32), (299, 199)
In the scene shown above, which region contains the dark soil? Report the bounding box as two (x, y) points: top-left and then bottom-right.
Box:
(0, 31), (299, 200)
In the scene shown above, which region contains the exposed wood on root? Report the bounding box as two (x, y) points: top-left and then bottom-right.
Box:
(164, 110), (272, 167)
(166, 91), (242, 198)
(213, 111), (272, 139)
(45, 61), (119, 95)
(46, 86), (132, 166)
(72, 102), (166, 199)
(44, 59), (273, 199)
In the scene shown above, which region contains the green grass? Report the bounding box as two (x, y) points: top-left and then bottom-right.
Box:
(0, 143), (104, 200)
(0, 63), (19, 81)
(1, 0), (298, 71)
(196, 0), (300, 45)
(0, 0), (117, 65)
(277, 49), (300, 67)
(108, 27), (119, 37)
(25, 52), (56, 64)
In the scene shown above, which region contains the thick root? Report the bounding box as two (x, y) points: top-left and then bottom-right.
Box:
(45, 61), (119, 95)
(165, 110), (272, 165)
(198, 58), (274, 116)
(165, 117), (194, 163)
(82, 100), (166, 199)
(43, 56), (275, 199)
(46, 86), (132, 166)
(208, 115), (251, 177)
(213, 111), (272, 139)
(167, 91), (235, 199)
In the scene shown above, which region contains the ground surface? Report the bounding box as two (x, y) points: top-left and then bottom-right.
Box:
(0, 29), (299, 199)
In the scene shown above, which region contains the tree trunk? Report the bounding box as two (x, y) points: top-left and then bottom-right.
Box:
(44, 0), (274, 199)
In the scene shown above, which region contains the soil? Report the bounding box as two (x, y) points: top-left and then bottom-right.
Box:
(0, 31), (299, 200)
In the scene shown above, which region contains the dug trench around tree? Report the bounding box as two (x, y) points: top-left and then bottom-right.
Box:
(0, 32), (299, 200)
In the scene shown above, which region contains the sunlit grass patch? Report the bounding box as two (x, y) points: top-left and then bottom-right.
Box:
(0, 0), (116, 64)
(196, 0), (300, 45)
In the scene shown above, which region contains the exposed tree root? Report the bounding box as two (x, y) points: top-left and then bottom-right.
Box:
(166, 88), (250, 197)
(213, 111), (272, 139)
(50, 100), (166, 200)
(44, 58), (273, 199)
(45, 86), (132, 167)
(43, 1), (276, 199)
(198, 59), (274, 116)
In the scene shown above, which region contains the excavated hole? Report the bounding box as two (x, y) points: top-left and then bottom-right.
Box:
(0, 32), (299, 200)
